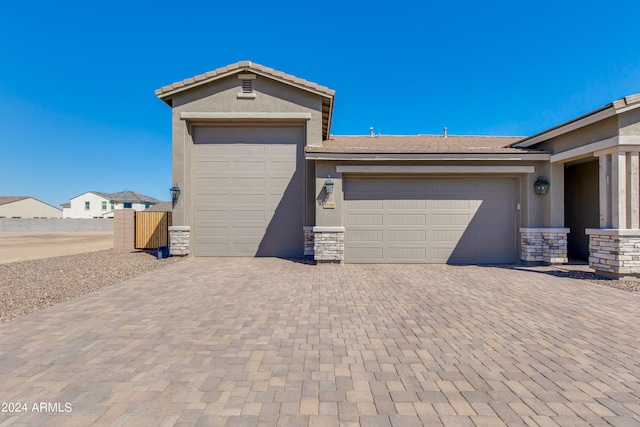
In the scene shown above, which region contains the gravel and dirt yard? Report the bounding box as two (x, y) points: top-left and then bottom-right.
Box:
(0, 231), (113, 264)
(0, 231), (183, 323)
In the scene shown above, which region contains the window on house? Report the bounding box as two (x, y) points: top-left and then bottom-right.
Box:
(110, 202), (115, 210)
(124, 203), (132, 208)
(145, 203), (151, 209)
(85, 201), (90, 210)
(102, 201), (107, 210)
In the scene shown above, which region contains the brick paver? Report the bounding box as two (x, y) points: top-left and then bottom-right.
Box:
(1, 259), (640, 426)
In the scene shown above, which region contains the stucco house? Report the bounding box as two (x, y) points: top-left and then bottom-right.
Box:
(62, 190), (163, 218)
(156, 60), (640, 278)
(0, 196), (62, 218)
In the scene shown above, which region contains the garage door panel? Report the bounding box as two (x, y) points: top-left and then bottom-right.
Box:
(345, 177), (516, 264)
(347, 214), (383, 226)
(234, 194), (265, 205)
(389, 247), (427, 261)
(348, 246), (384, 261)
(197, 160), (229, 172)
(389, 230), (426, 242)
(348, 230), (384, 242)
(389, 200), (427, 210)
(234, 178), (265, 188)
(233, 145), (266, 155)
(389, 214), (426, 226)
(196, 210), (228, 221)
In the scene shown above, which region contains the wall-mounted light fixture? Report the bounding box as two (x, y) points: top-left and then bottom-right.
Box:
(533, 176), (550, 195)
(324, 178), (334, 195)
(170, 184), (181, 207)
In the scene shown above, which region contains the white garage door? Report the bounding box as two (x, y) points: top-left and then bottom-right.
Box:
(344, 177), (516, 263)
(194, 126), (304, 257)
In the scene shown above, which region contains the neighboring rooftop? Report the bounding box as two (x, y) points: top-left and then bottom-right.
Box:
(144, 201), (172, 212)
(108, 190), (163, 205)
(0, 196), (29, 206)
(305, 135), (532, 154)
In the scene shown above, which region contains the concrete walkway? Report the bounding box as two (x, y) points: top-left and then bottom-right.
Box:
(1, 258), (640, 426)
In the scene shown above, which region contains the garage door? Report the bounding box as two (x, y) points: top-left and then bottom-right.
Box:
(194, 126), (304, 257)
(344, 177), (516, 263)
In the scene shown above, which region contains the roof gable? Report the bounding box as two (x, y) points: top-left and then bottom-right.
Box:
(155, 61), (335, 140)
(513, 92), (640, 148)
(0, 196), (29, 206)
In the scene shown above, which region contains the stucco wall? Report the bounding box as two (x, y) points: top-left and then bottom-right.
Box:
(619, 108), (640, 136)
(0, 218), (113, 231)
(0, 198), (61, 218)
(168, 74), (325, 228)
(535, 116), (618, 154)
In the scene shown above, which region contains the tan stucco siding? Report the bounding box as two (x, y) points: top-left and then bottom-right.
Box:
(619, 108), (640, 136)
(535, 116), (618, 154)
(168, 74), (325, 229)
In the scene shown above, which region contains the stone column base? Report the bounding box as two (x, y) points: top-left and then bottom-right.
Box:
(313, 226), (344, 263)
(169, 226), (190, 256)
(520, 228), (569, 264)
(586, 229), (640, 278)
(304, 226), (314, 258)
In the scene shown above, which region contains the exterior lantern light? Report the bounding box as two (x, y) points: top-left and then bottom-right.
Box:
(324, 178), (334, 195)
(533, 176), (550, 195)
(170, 184), (181, 207)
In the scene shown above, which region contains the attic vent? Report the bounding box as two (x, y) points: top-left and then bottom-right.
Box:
(242, 79), (252, 93)
(237, 73), (257, 99)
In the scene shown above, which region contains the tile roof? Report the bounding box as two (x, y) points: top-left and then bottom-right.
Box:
(0, 196), (29, 206)
(144, 201), (172, 212)
(155, 60), (335, 98)
(108, 191), (163, 204)
(305, 135), (532, 154)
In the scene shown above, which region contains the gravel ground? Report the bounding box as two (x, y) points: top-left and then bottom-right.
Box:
(0, 249), (183, 324)
(519, 265), (640, 293)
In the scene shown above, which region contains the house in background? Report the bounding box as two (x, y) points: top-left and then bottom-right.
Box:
(62, 190), (163, 218)
(0, 196), (62, 218)
(156, 60), (640, 278)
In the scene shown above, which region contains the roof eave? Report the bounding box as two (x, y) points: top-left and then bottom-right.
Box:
(513, 93), (640, 148)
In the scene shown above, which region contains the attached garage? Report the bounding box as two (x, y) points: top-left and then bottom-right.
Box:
(193, 125), (305, 257)
(344, 177), (517, 264)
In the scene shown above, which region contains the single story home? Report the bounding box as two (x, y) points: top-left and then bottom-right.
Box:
(0, 196), (62, 218)
(63, 190), (163, 218)
(156, 61), (640, 278)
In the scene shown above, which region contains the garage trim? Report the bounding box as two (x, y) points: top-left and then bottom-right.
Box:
(336, 165), (535, 174)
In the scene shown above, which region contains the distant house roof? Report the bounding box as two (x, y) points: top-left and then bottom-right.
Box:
(61, 202), (70, 208)
(67, 190), (162, 205)
(109, 190), (163, 204)
(144, 201), (172, 212)
(305, 135), (533, 155)
(156, 60), (335, 140)
(0, 196), (29, 206)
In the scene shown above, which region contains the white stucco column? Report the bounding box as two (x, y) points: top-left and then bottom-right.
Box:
(549, 162), (565, 227)
(612, 151), (627, 229)
(629, 152), (639, 229)
(598, 153), (612, 228)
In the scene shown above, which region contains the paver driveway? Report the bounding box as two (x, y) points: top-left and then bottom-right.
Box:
(1, 258), (640, 426)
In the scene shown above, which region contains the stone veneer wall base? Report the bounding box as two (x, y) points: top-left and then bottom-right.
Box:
(169, 226), (190, 256)
(520, 228), (569, 265)
(586, 229), (640, 279)
(313, 226), (344, 263)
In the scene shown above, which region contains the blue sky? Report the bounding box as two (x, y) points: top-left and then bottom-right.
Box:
(1, 1), (639, 207)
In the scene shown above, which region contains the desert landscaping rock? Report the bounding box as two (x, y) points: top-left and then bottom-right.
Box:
(0, 249), (182, 323)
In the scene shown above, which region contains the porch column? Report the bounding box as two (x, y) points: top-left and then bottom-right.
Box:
(611, 151), (627, 229)
(599, 154), (611, 227)
(588, 148), (640, 277)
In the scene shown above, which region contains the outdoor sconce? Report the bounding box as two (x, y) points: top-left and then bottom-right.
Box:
(533, 176), (550, 195)
(324, 178), (334, 195)
(170, 184), (181, 207)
